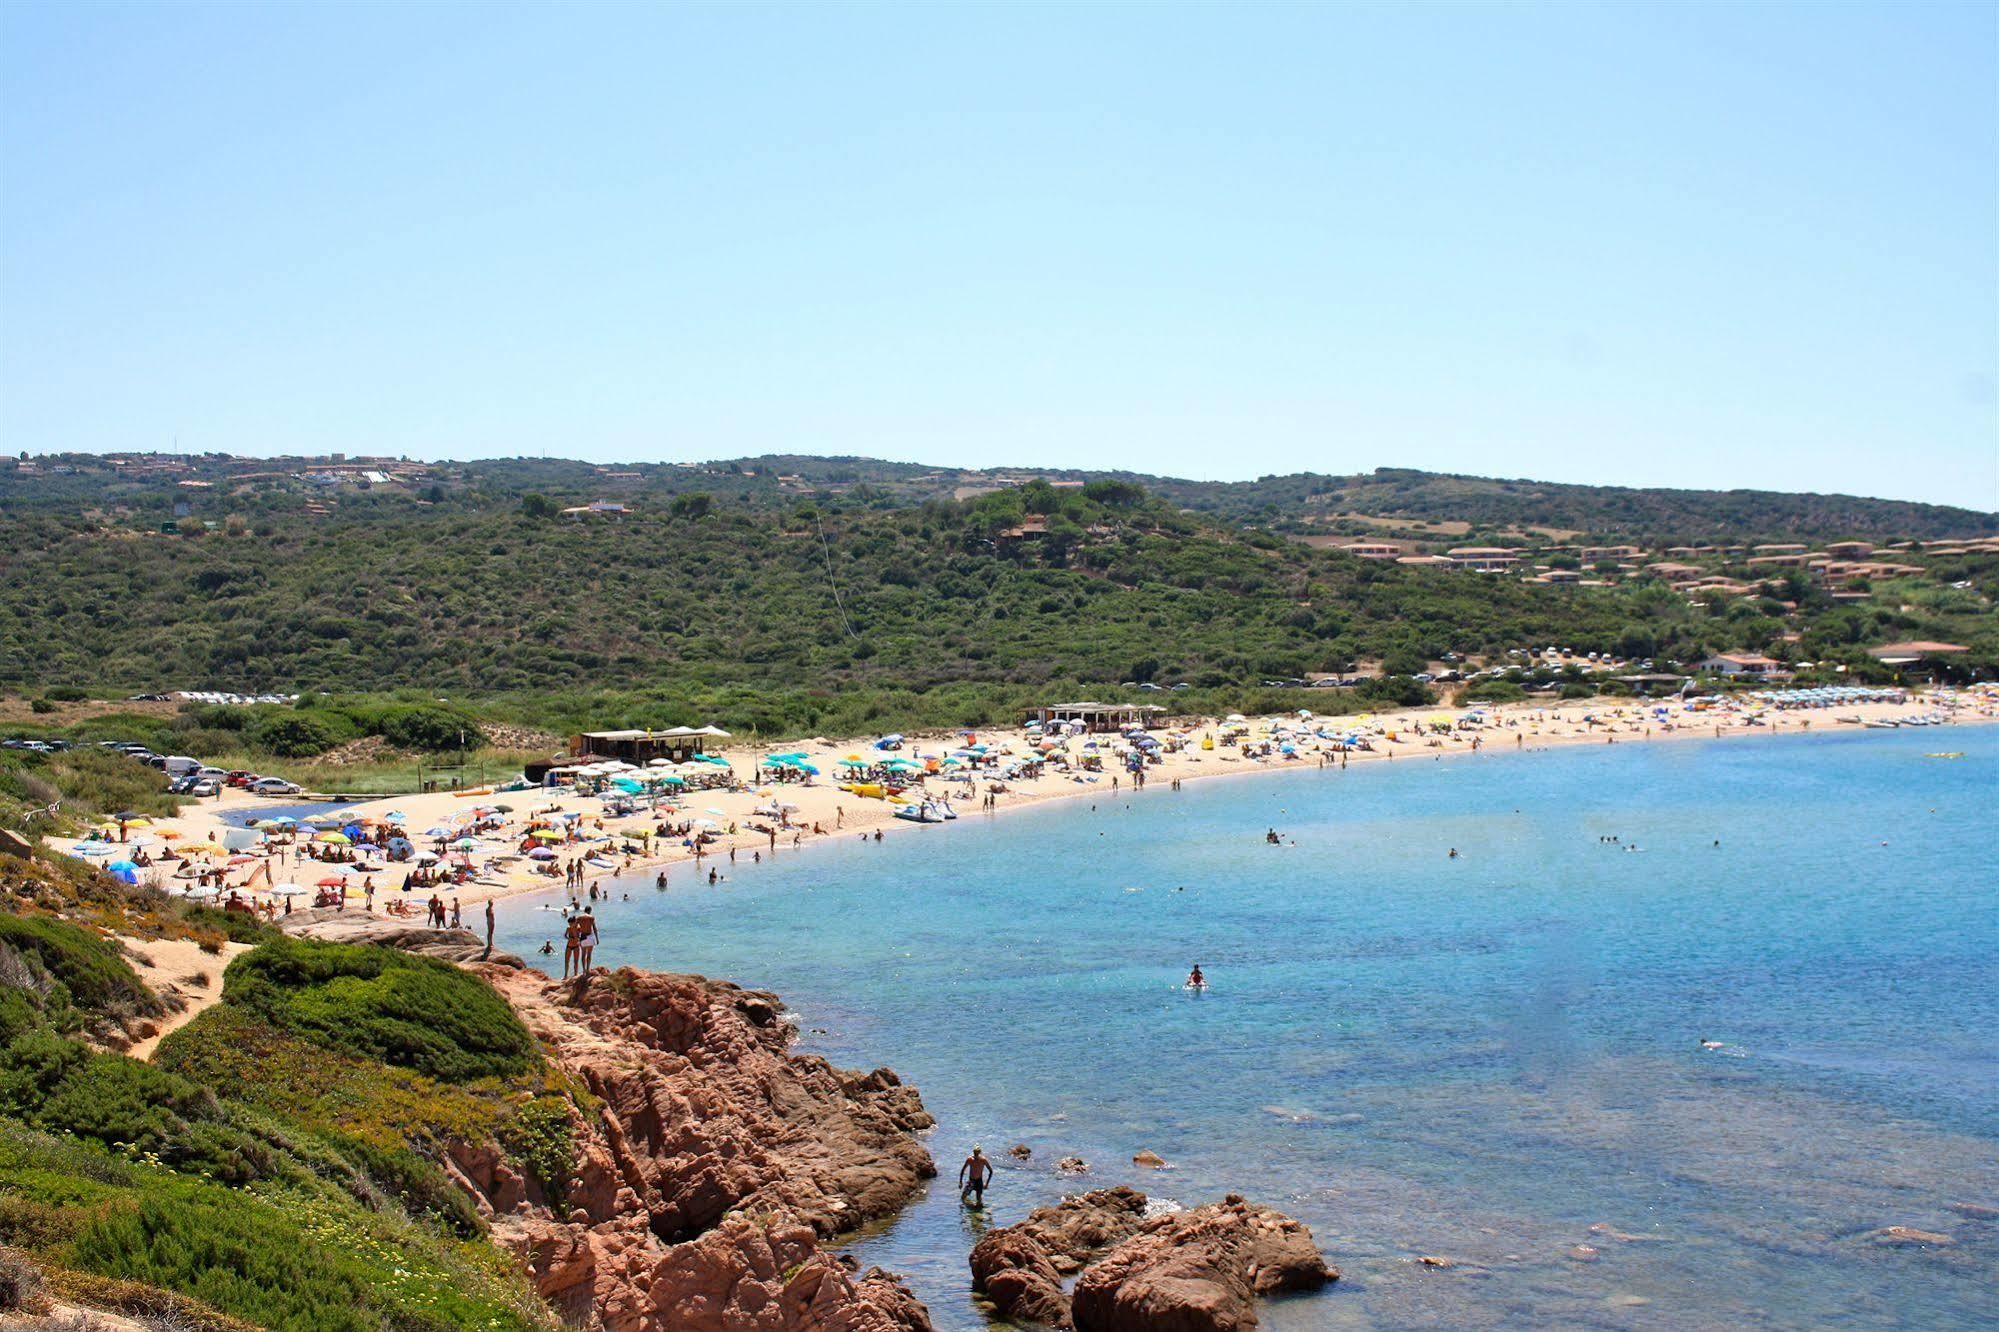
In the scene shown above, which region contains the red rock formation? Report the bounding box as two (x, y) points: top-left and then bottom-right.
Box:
(462, 964), (937, 1331)
(971, 1189), (1332, 1331)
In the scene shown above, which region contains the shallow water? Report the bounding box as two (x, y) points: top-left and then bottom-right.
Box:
(496, 728), (1999, 1329)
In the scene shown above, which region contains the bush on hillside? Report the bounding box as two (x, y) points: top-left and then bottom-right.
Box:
(251, 714), (338, 758)
(374, 706), (483, 753)
(222, 939), (531, 1082)
(0, 917), (156, 1023)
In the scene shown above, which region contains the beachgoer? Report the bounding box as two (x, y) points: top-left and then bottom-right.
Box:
(576, 908), (599, 971)
(959, 1146), (993, 1206)
(561, 916), (581, 979)
(483, 899), (495, 960)
(1187, 964), (1205, 989)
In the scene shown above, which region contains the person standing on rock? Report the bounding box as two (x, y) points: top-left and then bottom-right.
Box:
(960, 1146), (993, 1207)
(482, 899), (495, 960)
(575, 907), (600, 973)
(561, 915), (582, 979)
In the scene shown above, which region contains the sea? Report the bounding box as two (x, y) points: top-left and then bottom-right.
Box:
(494, 727), (1998, 1330)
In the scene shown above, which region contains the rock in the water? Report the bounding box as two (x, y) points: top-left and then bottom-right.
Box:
(972, 1188), (1331, 1331)
(1009, 1144), (1033, 1159)
(1945, 1202), (1997, 1221)
(1132, 1150), (1167, 1168)
(1867, 1226), (1953, 1248)
(1566, 1244), (1600, 1263)
(1058, 1156), (1091, 1175)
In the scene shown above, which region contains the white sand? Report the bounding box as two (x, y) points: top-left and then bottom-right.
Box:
(52, 688), (1996, 919)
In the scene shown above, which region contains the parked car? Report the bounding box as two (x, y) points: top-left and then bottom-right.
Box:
(250, 777), (302, 795)
(224, 771), (257, 788)
(189, 779), (222, 797)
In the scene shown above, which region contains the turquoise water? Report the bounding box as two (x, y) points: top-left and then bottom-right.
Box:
(496, 729), (1999, 1329)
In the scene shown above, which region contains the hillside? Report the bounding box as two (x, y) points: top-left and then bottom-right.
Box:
(2, 459), (1994, 746)
(7, 452), (1994, 544)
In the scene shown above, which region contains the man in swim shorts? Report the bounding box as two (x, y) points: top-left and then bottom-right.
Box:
(959, 1146), (993, 1206)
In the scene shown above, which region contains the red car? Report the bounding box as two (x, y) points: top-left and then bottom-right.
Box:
(224, 771), (258, 788)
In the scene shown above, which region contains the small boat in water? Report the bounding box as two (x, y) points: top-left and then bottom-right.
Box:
(894, 799), (949, 823)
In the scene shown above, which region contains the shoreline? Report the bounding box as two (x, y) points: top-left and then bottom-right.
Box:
(52, 689), (1997, 917)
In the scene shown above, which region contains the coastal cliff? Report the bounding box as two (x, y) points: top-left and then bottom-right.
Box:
(456, 961), (937, 1331)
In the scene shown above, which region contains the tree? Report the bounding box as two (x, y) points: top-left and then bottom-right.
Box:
(519, 494), (559, 520)
(670, 493), (713, 520)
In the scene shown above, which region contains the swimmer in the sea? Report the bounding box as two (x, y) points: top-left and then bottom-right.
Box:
(1187, 964), (1205, 989)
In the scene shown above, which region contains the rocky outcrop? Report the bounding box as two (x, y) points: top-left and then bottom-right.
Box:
(463, 963), (937, 1331)
(971, 1189), (1331, 1331)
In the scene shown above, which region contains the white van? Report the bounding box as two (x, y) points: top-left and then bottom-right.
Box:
(161, 756), (203, 778)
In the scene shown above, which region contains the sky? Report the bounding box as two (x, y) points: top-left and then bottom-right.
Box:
(2, 2), (1994, 507)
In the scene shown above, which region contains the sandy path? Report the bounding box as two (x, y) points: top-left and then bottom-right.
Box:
(120, 934), (248, 1060)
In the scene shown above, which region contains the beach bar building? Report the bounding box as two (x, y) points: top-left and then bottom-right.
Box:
(1022, 702), (1168, 733)
(570, 726), (731, 765)
(526, 725), (733, 785)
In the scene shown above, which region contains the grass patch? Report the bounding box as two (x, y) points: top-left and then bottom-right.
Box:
(0, 748), (183, 834)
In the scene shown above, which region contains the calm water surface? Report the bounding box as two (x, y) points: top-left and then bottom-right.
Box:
(497, 729), (1999, 1329)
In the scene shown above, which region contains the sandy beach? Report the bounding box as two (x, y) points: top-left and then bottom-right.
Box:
(54, 686), (1998, 921)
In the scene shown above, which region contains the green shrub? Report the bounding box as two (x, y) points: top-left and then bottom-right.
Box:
(222, 939), (532, 1082)
(502, 1096), (575, 1207)
(28, 700), (53, 715)
(374, 706), (483, 753)
(0, 916), (156, 1023)
(251, 714), (337, 758)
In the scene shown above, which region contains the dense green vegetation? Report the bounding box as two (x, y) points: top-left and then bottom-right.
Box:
(0, 746), (187, 833)
(0, 857), (562, 1328)
(6, 470), (1993, 712)
(9, 452), (1995, 542)
(223, 937), (535, 1082)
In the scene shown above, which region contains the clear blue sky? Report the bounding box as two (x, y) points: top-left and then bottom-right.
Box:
(3, 2), (1994, 506)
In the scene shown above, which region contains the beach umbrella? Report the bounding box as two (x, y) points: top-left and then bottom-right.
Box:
(527, 846), (558, 860)
(106, 858), (138, 873)
(157, 829), (183, 840)
(314, 831), (351, 845)
(424, 825), (455, 837)
(530, 829), (564, 841)
(305, 813), (344, 826)
(269, 882), (307, 896)
(227, 854), (261, 866)
(490, 803), (514, 813)
(453, 837), (478, 849)
(179, 884), (218, 898)
(414, 851), (439, 864)
(315, 875), (347, 887)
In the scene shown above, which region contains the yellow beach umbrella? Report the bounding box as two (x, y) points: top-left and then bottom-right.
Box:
(314, 831), (351, 845)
